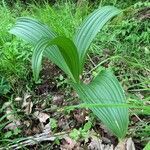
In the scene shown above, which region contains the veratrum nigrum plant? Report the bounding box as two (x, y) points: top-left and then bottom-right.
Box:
(10, 6), (129, 139)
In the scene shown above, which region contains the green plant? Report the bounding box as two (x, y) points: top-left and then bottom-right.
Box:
(144, 142), (150, 150)
(10, 6), (129, 139)
(4, 128), (21, 139)
(0, 76), (10, 95)
(0, 4), (33, 93)
(69, 121), (92, 141)
(50, 118), (58, 130)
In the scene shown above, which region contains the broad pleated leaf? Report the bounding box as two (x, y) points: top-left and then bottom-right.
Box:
(9, 17), (57, 45)
(50, 37), (80, 82)
(72, 69), (129, 139)
(74, 6), (120, 72)
(32, 36), (80, 82)
(9, 17), (71, 81)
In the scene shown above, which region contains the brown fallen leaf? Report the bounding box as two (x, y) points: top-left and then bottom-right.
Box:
(52, 94), (64, 106)
(41, 100), (47, 109)
(100, 124), (113, 137)
(4, 120), (21, 130)
(83, 78), (92, 84)
(33, 111), (50, 123)
(32, 126), (41, 134)
(25, 128), (33, 136)
(2, 102), (14, 121)
(43, 123), (51, 134)
(126, 138), (135, 150)
(61, 136), (77, 150)
(71, 91), (78, 98)
(23, 120), (30, 127)
(88, 136), (114, 150)
(15, 97), (22, 102)
(6, 107), (15, 121)
(24, 121), (42, 136)
(73, 109), (88, 124)
(58, 117), (70, 130)
(2, 102), (21, 130)
(24, 101), (33, 115)
(22, 93), (33, 115)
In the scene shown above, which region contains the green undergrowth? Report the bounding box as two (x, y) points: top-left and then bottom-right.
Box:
(0, 1), (87, 93)
(89, 2), (150, 96)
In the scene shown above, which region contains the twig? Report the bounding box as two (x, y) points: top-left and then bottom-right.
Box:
(87, 54), (96, 67)
(1, 131), (68, 150)
(133, 113), (143, 122)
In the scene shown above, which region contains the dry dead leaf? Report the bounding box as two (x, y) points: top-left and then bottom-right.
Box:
(25, 128), (33, 136)
(22, 93), (33, 114)
(101, 137), (111, 144)
(58, 117), (70, 130)
(83, 78), (92, 84)
(52, 94), (64, 106)
(2, 102), (21, 130)
(100, 124), (113, 137)
(24, 121), (30, 127)
(6, 107), (15, 120)
(33, 111), (50, 123)
(15, 97), (22, 102)
(24, 101), (33, 115)
(32, 126), (41, 134)
(4, 120), (21, 130)
(73, 109), (87, 124)
(24, 93), (31, 101)
(43, 123), (51, 134)
(2, 102), (16, 121)
(61, 136), (77, 150)
(41, 100), (47, 109)
(126, 138), (135, 150)
(71, 91), (78, 98)
(88, 137), (113, 150)
(3, 102), (11, 108)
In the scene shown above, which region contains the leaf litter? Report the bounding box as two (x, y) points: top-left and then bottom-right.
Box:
(2, 84), (139, 150)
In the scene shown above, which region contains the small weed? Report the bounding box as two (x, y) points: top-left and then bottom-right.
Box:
(0, 76), (10, 95)
(69, 121), (92, 141)
(4, 128), (21, 139)
(50, 118), (58, 131)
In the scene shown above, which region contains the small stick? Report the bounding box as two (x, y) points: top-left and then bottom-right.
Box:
(1, 131), (69, 150)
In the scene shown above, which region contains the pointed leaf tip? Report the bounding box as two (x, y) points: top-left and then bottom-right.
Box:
(72, 69), (129, 139)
